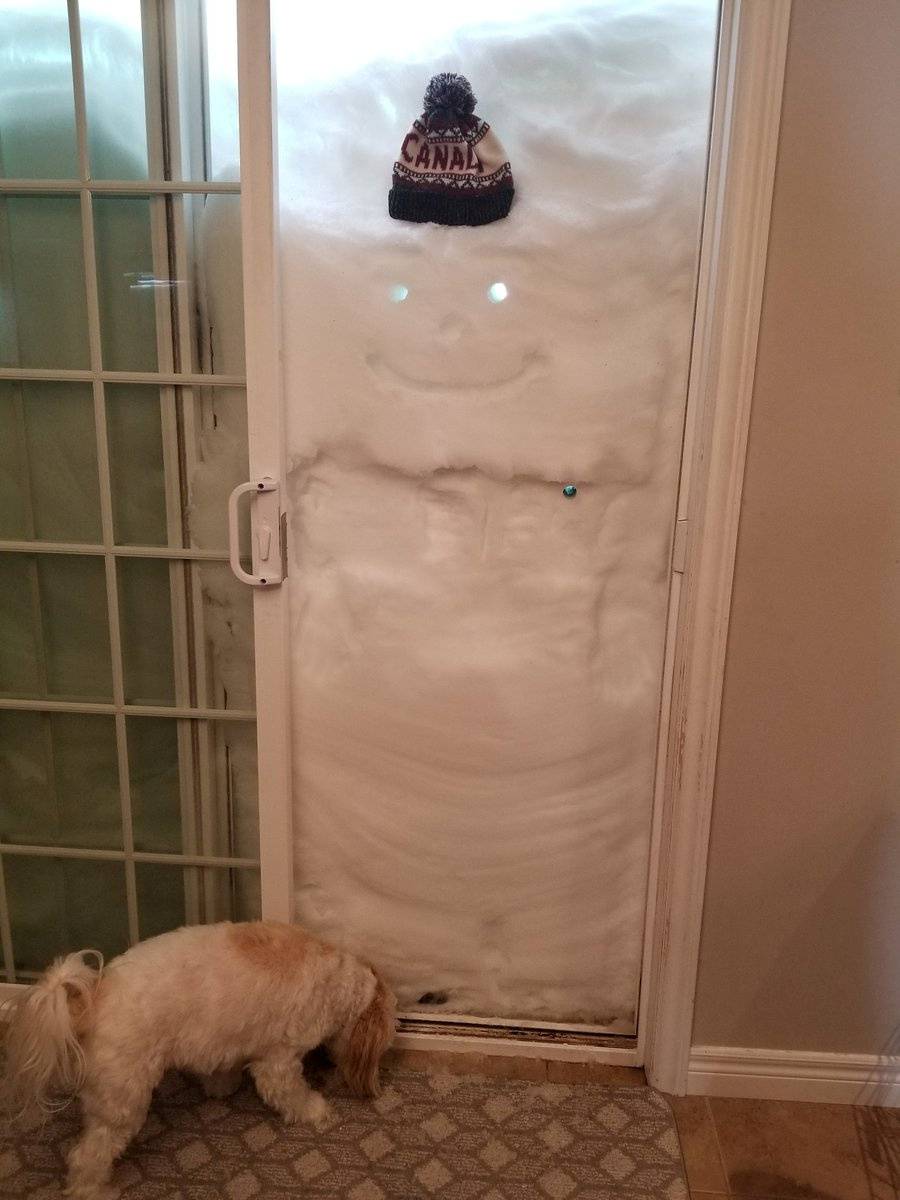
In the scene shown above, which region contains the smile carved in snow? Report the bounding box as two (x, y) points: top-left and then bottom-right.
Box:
(366, 350), (547, 396)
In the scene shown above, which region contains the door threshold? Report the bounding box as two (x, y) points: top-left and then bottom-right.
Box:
(396, 1015), (639, 1066)
(398, 1009), (633, 1039)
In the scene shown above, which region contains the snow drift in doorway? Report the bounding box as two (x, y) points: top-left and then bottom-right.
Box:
(272, 0), (716, 1023)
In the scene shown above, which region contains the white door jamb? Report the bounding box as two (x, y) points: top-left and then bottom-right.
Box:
(639, 0), (792, 1094)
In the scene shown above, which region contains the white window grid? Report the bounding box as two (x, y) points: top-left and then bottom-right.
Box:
(0, 0), (258, 981)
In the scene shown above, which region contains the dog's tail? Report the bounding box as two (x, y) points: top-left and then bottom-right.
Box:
(1, 949), (103, 1122)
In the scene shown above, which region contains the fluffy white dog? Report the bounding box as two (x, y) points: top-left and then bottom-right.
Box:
(1, 921), (397, 1199)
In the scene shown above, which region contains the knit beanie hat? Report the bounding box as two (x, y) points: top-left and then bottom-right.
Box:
(388, 73), (514, 227)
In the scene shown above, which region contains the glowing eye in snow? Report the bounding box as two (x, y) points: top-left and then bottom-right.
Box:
(487, 281), (508, 303)
(389, 284), (409, 303)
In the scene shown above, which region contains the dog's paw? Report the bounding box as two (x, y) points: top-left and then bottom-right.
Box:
(303, 1092), (334, 1130)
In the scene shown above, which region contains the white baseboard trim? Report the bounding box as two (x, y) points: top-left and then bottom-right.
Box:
(688, 1045), (899, 1106)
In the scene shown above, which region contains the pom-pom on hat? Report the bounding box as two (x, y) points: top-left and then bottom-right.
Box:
(389, 73), (514, 227)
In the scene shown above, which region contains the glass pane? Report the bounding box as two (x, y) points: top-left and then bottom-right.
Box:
(210, 719), (258, 859)
(195, 563), (256, 710)
(127, 717), (258, 860)
(117, 557), (176, 705)
(136, 862), (260, 942)
(118, 560), (255, 709)
(0, 553), (113, 700)
(135, 861), (185, 941)
(0, 2), (79, 179)
(188, 388), (249, 552)
(203, 0), (239, 181)
(81, 0), (149, 180)
(185, 194), (244, 375)
(0, 381), (101, 543)
(93, 195), (160, 372)
(0, 556), (40, 696)
(0, 196), (90, 369)
(0, 711), (121, 850)
(6, 855), (129, 974)
(128, 717), (181, 854)
(106, 385), (168, 546)
(107, 386), (251, 552)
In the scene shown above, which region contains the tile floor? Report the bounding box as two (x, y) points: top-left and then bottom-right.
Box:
(668, 1093), (899, 1200)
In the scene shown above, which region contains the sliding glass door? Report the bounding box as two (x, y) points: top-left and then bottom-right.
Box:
(0, 0), (283, 980)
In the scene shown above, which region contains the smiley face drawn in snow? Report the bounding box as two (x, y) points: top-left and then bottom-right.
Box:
(283, 204), (702, 486)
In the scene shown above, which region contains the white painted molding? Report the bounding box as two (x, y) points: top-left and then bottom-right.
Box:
(688, 1046), (900, 1107)
(641, 0), (792, 1094)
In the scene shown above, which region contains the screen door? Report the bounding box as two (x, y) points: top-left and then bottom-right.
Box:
(0, 0), (288, 982)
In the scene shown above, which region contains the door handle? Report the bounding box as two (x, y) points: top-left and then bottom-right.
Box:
(227, 477), (284, 587)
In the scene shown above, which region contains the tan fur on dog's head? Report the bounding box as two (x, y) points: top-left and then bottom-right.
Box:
(334, 971), (396, 1097)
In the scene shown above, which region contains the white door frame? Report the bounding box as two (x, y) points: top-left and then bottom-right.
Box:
(236, 0), (294, 923)
(639, 0), (792, 1093)
(240, 0), (793, 1088)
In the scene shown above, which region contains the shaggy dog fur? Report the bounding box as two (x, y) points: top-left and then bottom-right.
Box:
(1, 921), (397, 1199)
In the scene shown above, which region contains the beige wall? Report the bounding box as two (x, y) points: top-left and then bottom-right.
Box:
(692, 0), (900, 1055)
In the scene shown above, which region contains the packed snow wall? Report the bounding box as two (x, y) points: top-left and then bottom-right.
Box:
(275, 0), (718, 1024)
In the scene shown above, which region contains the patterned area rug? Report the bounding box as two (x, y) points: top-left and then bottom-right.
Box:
(0, 1066), (688, 1199)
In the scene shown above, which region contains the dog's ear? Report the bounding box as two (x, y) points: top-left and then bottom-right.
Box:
(342, 973), (396, 1097)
